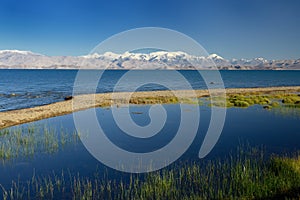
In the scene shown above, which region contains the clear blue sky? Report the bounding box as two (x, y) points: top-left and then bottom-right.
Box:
(0, 0), (299, 59)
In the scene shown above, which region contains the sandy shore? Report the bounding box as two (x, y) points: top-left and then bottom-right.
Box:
(1, 86), (300, 129)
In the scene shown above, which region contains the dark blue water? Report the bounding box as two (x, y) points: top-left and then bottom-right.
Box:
(1, 69), (300, 111)
(0, 104), (299, 188)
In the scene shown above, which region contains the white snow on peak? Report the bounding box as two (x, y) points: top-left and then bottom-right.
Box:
(81, 53), (102, 59)
(255, 57), (268, 62)
(0, 49), (297, 69)
(207, 53), (224, 60)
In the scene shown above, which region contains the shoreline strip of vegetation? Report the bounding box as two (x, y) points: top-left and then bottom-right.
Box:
(1, 147), (300, 199)
(0, 86), (299, 129)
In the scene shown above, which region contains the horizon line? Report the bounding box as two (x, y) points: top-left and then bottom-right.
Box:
(0, 49), (298, 61)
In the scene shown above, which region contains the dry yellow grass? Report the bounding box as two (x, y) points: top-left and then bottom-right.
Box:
(0, 86), (300, 129)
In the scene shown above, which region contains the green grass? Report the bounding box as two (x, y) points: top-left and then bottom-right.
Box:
(270, 101), (280, 107)
(233, 100), (250, 107)
(208, 92), (300, 110)
(128, 96), (179, 105)
(0, 124), (79, 160)
(2, 147), (300, 199)
(100, 92), (300, 110)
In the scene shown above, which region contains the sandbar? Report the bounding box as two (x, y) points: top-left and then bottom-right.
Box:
(0, 86), (300, 129)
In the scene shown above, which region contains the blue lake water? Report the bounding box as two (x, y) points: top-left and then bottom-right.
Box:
(0, 69), (300, 111)
(0, 104), (300, 189)
(0, 70), (300, 196)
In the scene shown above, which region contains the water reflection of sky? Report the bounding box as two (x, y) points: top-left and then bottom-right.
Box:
(0, 104), (299, 187)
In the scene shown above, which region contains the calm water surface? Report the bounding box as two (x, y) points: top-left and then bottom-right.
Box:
(0, 104), (299, 188)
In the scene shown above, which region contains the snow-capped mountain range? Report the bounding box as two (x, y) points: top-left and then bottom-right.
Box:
(0, 50), (299, 70)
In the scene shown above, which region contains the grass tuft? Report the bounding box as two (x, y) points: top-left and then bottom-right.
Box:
(0, 124), (79, 160)
(2, 147), (300, 199)
(233, 100), (250, 107)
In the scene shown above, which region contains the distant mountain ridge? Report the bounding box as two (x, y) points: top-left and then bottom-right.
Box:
(0, 50), (299, 70)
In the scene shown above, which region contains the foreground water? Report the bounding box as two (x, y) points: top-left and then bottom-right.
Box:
(0, 104), (299, 190)
(1, 70), (300, 198)
(1, 70), (300, 111)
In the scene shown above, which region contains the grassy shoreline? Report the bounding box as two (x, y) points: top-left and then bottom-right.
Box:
(0, 86), (299, 129)
(1, 147), (300, 199)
